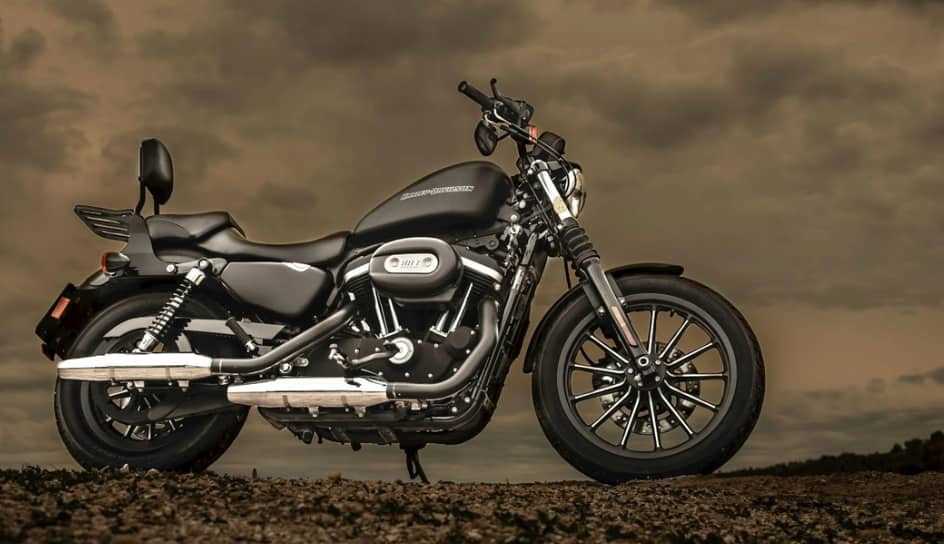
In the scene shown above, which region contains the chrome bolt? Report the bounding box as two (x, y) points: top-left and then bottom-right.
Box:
(165, 264), (176, 273)
(655, 376), (662, 382)
(654, 360), (661, 367)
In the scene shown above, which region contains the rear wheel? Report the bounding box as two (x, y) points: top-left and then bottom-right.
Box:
(54, 293), (249, 472)
(533, 275), (764, 483)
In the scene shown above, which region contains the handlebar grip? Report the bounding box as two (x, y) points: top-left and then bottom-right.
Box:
(458, 81), (492, 109)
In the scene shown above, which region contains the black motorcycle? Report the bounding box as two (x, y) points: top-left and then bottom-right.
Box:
(37, 80), (764, 483)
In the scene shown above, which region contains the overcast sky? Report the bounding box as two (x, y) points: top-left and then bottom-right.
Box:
(2, 0), (944, 481)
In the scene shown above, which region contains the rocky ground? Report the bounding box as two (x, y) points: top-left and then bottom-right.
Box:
(1, 467), (943, 543)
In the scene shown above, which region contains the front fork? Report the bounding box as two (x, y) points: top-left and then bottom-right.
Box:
(531, 162), (653, 375)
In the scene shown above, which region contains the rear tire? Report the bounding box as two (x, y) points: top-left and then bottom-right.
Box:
(54, 292), (249, 472)
(532, 275), (764, 483)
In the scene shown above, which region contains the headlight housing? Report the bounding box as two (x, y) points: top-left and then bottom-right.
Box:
(565, 168), (587, 217)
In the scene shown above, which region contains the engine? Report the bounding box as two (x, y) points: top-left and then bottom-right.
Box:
(335, 237), (504, 383)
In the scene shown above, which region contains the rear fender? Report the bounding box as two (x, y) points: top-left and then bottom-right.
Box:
(36, 270), (238, 360)
(522, 262), (683, 373)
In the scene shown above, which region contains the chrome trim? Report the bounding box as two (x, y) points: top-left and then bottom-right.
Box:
(58, 353), (213, 382)
(449, 282), (474, 332)
(383, 253), (438, 274)
(342, 251), (501, 286)
(461, 257), (503, 283)
(342, 262), (369, 284)
(104, 318), (285, 342)
(227, 377), (390, 408)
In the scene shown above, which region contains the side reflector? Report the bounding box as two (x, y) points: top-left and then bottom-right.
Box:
(50, 296), (71, 320)
(529, 124), (539, 140)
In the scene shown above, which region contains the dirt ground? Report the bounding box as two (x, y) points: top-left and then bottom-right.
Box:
(1, 468), (942, 543)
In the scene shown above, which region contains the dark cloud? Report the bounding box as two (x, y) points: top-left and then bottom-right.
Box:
(134, 1), (537, 119)
(101, 127), (239, 191)
(7, 28), (45, 70)
(228, 0), (534, 66)
(42, 0), (118, 50)
(899, 367), (944, 385)
(865, 378), (885, 394)
(665, 0), (944, 25)
(0, 32), (86, 174)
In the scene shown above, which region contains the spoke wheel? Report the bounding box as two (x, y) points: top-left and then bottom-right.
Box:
(55, 292), (249, 472)
(80, 330), (191, 451)
(562, 296), (735, 458)
(532, 274), (765, 482)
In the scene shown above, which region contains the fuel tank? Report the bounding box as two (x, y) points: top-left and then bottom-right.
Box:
(350, 161), (511, 246)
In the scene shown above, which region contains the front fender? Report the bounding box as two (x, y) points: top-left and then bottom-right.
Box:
(521, 262), (683, 373)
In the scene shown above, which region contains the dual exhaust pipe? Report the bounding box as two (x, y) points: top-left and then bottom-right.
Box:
(57, 300), (498, 409)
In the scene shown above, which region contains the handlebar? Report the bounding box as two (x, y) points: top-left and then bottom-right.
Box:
(457, 81), (493, 109)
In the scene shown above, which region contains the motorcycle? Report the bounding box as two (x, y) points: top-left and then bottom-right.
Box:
(37, 79), (764, 483)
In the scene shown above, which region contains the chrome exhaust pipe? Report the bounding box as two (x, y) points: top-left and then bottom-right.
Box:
(59, 299), (499, 412)
(58, 352), (213, 382)
(225, 299), (499, 410)
(227, 377), (389, 408)
(57, 305), (355, 382)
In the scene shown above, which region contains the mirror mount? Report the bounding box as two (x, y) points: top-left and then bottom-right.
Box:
(135, 139), (174, 216)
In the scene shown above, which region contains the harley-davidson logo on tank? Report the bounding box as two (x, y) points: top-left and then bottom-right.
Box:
(398, 185), (475, 201)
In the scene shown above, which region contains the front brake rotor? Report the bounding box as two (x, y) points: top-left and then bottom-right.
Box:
(594, 342), (701, 434)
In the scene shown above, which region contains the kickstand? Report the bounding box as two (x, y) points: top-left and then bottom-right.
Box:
(403, 445), (430, 484)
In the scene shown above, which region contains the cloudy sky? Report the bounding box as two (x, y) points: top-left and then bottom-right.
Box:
(3, 0), (944, 482)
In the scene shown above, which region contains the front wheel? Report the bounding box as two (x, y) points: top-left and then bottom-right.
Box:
(532, 274), (764, 483)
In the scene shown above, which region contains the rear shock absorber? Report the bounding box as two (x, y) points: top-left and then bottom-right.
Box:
(135, 268), (206, 352)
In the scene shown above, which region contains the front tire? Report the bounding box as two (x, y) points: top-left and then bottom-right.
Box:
(533, 275), (764, 483)
(54, 292), (249, 472)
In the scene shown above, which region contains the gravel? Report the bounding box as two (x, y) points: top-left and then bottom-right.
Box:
(2, 468), (942, 543)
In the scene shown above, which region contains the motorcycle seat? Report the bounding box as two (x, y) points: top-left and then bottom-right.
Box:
(147, 212), (244, 240)
(146, 212), (350, 266)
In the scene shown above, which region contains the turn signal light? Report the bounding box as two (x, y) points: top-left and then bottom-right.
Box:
(528, 124), (540, 140)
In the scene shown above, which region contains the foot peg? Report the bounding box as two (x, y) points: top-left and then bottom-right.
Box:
(225, 317), (258, 355)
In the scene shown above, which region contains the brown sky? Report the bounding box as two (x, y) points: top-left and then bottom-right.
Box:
(2, 0), (944, 481)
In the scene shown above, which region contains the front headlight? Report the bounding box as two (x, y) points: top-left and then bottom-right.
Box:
(566, 168), (587, 217)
